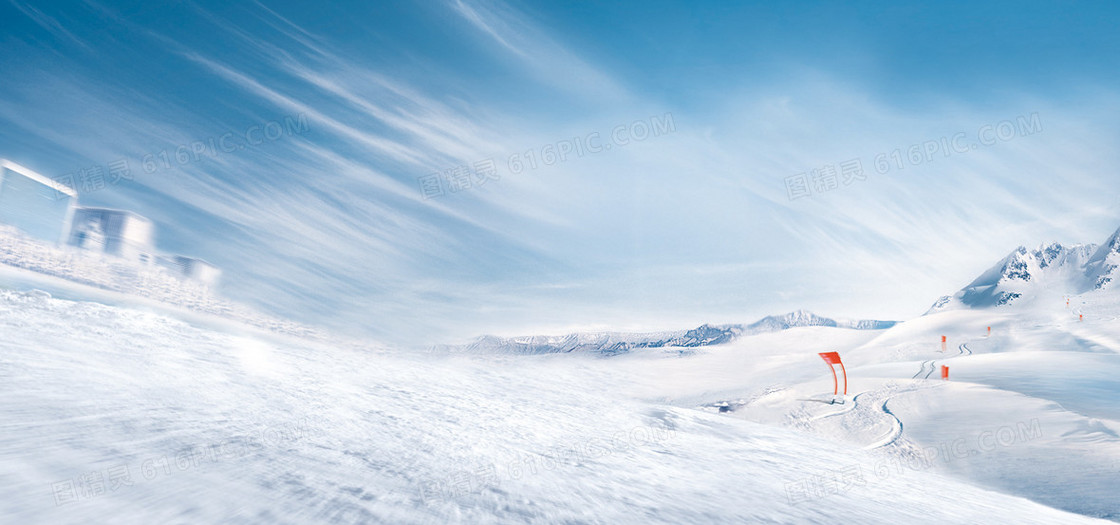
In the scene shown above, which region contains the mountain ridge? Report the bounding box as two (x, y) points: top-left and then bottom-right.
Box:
(928, 226), (1120, 313)
(436, 309), (898, 355)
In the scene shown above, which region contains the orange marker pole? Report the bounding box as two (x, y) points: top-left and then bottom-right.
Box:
(941, 335), (947, 352)
(941, 365), (949, 380)
(987, 326), (991, 336)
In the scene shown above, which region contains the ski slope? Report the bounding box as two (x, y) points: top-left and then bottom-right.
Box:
(702, 293), (1120, 521)
(2, 228), (1119, 523)
(1, 286), (1117, 524)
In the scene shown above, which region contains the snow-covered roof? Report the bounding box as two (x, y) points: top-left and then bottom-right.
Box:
(74, 206), (152, 223)
(0, 159), (77, 198)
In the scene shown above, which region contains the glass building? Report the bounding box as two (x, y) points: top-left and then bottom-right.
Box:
(0, 160), (78, 244)
(67, 207), (155, 264)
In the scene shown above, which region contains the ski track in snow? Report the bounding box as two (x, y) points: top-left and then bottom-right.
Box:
(912, 360), (933, 380)
(883, 340), (989, 445)
(863, 397), (905, 450)
(809, 397), (858, 421)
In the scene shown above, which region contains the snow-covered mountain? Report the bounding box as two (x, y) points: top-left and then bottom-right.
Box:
(745, 309), (898, 332)
(438, 310), (897, 355)
(1085, 227), (1120, 290)
(928, 226), (1120, 313)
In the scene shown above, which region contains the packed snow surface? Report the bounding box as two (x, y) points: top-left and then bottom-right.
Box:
(2, 227), (1119, 523)
(1, 290), (1117, 523)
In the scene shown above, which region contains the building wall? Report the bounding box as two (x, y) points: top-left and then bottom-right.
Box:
(68, 208), (155, 263)
(182, 258), (221, 287)
(155, 255), (221, 286)
(106, 211), (154, 261)
(0, 163), (76, 244)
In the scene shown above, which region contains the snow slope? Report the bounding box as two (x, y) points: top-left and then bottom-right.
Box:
(3, 227), (1120, 523)
(0, 290), (1110, 524)
(696, 230), (1120, 521)
(711, 298), (1120, 521)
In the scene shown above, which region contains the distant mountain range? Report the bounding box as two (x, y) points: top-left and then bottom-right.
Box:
(928, 226), (1120, 313)
(436, 310), (897, 355)
(441, 225), (1120, 355)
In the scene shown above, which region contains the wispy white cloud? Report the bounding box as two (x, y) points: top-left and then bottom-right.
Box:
(179, 52), (430, 167)
(450, 0), (524, 58)
(449, 0), (628, 101)
(6, 0), (91, 52)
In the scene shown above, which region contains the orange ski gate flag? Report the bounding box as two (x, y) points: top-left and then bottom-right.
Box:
(818, 352), (847, 396)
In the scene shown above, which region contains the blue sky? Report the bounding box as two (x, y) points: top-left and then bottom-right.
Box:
(2, 1), (1119, 347)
